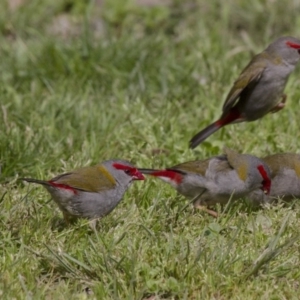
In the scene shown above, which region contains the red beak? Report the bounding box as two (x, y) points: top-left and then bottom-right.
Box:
(132, 170), (145, 180)
(262, 187), (270, 195)
(286, 41), (300, 49)
(257, 165), (271, 195)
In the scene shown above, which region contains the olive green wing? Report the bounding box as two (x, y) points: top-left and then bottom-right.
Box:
(222, 54), (266, 114)
(51, 165), (117, 192)
(170, 159), (210, 176)
(263, 153), (300, 177)
(223, 148), (249, 181)
(170, 156), (229, 176)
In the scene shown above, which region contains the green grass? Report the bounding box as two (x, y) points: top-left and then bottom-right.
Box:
(2, 0), (300, 298)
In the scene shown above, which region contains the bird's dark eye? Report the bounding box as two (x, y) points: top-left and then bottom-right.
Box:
(298, 49), (300, 55)
(124, 169), (131, 175)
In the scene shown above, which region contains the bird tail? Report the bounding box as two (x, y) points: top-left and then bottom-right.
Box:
(20, 178), (50, 186)
(189, 122), (221, 149)
(189, 108), (242, 149)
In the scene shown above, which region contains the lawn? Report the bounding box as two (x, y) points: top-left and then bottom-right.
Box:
(1, 0), (300, 298)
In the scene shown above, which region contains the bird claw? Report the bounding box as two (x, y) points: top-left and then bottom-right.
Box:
(88, 219), (98, 231)
(269, 94), (287, 114)
(194, 204), (218, 218)
(63, 212), (77, 225)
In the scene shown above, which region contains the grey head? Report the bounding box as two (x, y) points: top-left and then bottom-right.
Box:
(266, 36), (300, 66)
(102, 159), (145, 188)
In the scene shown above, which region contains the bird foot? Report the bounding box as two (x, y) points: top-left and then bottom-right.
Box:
(194, 204), (218, 218)
(269, 94), (287, 114)
(89, 219), (98, 231)
(63, 212), (77, 225)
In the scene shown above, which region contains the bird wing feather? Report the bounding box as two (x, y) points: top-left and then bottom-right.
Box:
(170, 159), (211, 176)
(51, 165), (117, 192)
(222, 54), (267, 114)
(263, 154), (300, 178)
(171, 155), (228, 176)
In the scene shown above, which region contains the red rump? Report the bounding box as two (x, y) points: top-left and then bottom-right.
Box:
(257, 165), (271, 194)
(151, 170), (183, 184)
(49, 181), (78, 194)
(216, 107), (241, 127)
(286, 41), (300, 49)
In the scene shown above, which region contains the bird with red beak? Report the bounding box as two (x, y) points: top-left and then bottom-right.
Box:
(139, 148), (271, 217)
(249, 153), (300, 205)
(21, 160), (145, 223)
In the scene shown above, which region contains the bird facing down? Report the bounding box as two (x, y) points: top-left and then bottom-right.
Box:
(189, 36), (300, 148)
(248, 153), (300, 205)
(138, 148), (271, 217)
(21, 160), (145, 223)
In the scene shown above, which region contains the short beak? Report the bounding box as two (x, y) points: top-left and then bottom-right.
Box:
(262, 185), (270, 195)
(133, 171), (145, 180)
(286, 41), (300, 49)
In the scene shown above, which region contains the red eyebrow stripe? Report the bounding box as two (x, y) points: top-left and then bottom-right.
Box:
(286, 41), (300, 49)
(113, 163), (133, 170)
(49, 181), (78, 194)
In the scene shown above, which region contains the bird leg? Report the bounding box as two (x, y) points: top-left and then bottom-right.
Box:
(194, 203), (218, 218)
(269, 94), (287, 114)
(89, 219), (98, 231)
(63, 212), (71, 225)
(192, 190), (218, 218)
(63, 212), (77, 225)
